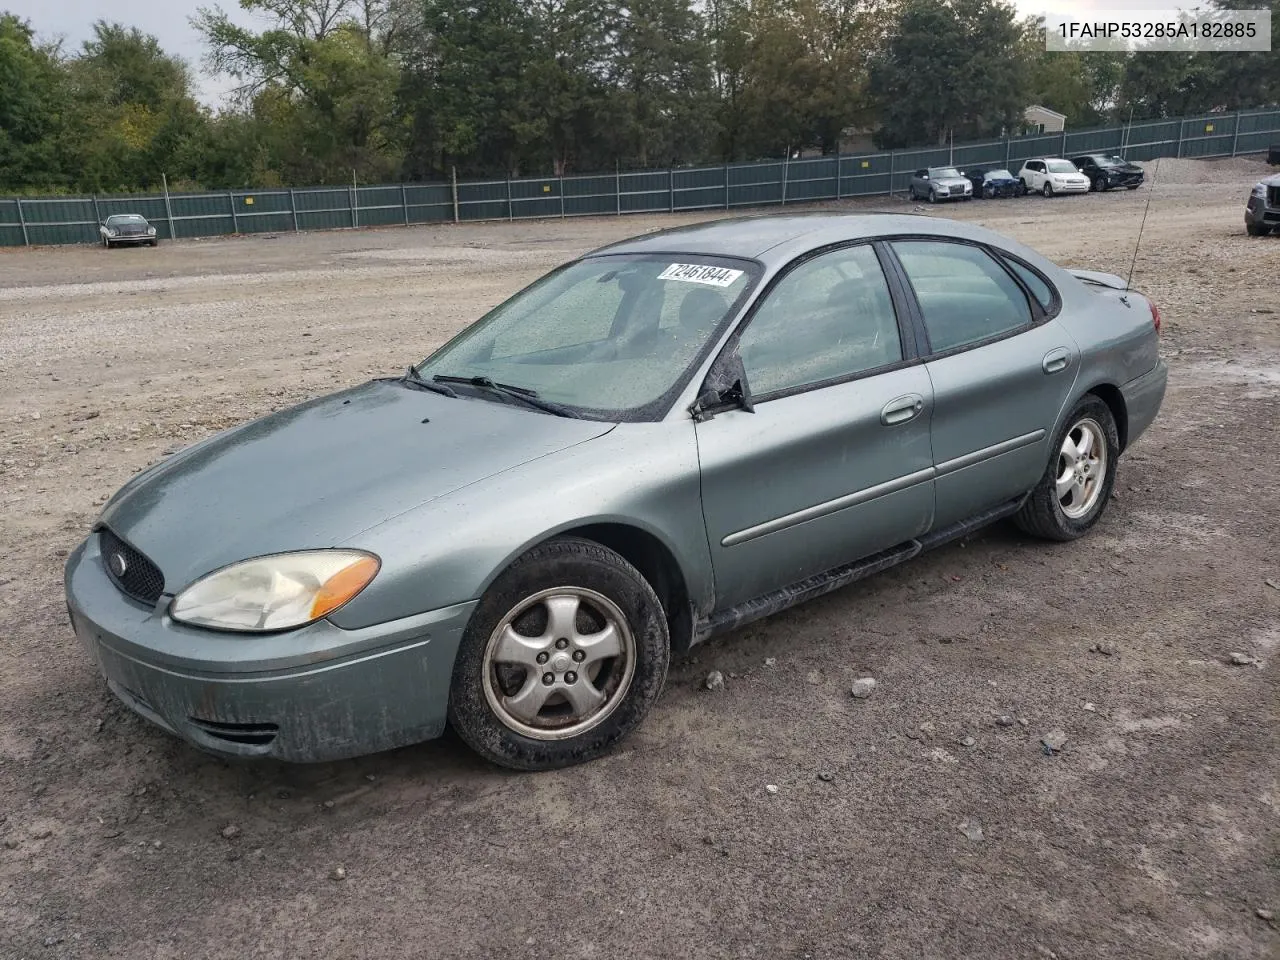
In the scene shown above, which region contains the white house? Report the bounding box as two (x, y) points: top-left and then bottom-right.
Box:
(1024, 105), (1067, 135)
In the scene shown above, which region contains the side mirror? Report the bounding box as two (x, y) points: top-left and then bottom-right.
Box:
(921, 174), (929, 180)
(691, 349), (754, 422)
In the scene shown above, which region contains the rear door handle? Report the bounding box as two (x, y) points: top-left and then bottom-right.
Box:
(1042, 348), (1071, 374)
(881, 394), (925, 426)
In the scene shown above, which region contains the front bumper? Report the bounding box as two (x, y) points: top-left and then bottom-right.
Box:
(1245, 197), (1280, 227)
(1121, 358), (1168, 450)
(65, 536), (476, 761)
(1053, 180), (1090, 194)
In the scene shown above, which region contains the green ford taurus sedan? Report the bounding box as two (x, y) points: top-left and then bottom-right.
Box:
(65, 214), (1167, 769)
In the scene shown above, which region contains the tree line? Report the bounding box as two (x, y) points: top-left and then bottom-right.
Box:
(1, 0), (1276, 194)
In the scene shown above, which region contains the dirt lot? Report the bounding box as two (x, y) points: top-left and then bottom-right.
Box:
(1, 160), (1278, 960)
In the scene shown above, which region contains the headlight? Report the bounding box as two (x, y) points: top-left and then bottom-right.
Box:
(1253, 183), (1268, 198)
(107, 229), (118, 237)
(170, 550), (380, 632)
(147, 226), (157, 235)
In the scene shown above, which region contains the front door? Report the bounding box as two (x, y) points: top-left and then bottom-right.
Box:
(695, 243), (935, 611)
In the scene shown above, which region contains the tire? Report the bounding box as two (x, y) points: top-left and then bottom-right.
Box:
(908, 186), (917, 201)
(1125, 184), (1140, 190)
(1019, 180), (1029, 196)
(927, 189), (937, 204)
(1015, 395), (1119, 542)
(149, 239), (158, 247)
(447, 537), (670, 770)
(1246, 222), (1270, 237)
(1043, 182), (1054, 198)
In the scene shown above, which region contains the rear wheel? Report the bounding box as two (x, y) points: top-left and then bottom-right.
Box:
(448, 537), (670, 770)
(1019, 180), (1029, 196)
(1015, 396), (1118, 541)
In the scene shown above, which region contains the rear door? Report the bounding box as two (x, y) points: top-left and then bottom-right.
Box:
(886, 239), (1079, 528)
(695, 243), (934, 610)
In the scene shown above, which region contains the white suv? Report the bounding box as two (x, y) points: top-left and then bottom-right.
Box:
(1018, 158), (1090, 197)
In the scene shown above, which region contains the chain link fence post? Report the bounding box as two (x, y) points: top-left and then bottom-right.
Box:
(229, 191), (239, 233)
(16, 197), (29, 246)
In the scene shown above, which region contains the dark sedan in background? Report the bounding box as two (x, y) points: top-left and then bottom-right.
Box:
(1071, 155), (1145, 192)
(99, 214), (158, 248)
(963, 166), (1021, 198)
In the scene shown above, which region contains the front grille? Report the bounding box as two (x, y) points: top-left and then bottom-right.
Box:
(99, 528), (165, 605)
(188, 717), (279, 747)
(1268, 186), (1280, 207)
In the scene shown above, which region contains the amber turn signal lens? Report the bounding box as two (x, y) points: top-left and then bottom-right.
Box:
(310, 554), (381, 619)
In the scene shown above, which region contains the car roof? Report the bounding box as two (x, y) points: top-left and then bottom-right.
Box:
(587, 213), (1045, 266)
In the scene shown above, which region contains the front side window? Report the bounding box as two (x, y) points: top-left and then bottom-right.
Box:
(891, 241), (1033, 353)
(418, 255), (756, 418)
(736, 244), (903, 397)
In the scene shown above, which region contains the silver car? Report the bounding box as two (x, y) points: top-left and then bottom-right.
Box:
(65, 215), (1167, 770)
(908, 167), (973, 203)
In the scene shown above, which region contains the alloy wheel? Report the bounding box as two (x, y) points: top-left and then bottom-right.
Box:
(482, 587), (636, 740)
(1056, 417), (1108, 519)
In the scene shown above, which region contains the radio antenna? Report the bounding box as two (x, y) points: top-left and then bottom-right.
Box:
(1125, 156), (1161, 291)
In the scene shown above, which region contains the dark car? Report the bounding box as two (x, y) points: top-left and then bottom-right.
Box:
(1071, 155), (1144, 192)
(1245, 173), (1280, 236)
(99, 214), (158, 248)
(964, 166), (1021, 199)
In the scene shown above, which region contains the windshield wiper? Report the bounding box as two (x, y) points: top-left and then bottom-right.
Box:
(400, 364), (457, 398)
(432, 375), (581, 418)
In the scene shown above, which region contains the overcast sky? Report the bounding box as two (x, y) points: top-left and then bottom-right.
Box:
(6, 0), (1176, 107)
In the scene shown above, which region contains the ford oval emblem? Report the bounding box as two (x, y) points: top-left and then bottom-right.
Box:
(108, 551), (128, 578)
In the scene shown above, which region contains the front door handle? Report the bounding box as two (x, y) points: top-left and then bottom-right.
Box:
(1042, 348), (1071, 374)
(881, 394), (925, 426)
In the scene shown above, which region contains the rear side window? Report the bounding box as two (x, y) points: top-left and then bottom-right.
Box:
(892, 241), (1034, 353)
(1003, 257), (1055, 313)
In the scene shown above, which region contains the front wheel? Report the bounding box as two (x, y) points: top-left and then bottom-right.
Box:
(927, 189), (937, 204)
(1043, 182), (1055, 198)
(1015, 396), (1119, 541)
(448, 537), (670, 770)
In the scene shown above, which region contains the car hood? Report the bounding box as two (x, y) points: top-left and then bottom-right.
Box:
(932, 177), (970, 188)
(1260, 173), (1280, 187)
(1102, 162), (1143, 174)
(99, 380), (615, 592)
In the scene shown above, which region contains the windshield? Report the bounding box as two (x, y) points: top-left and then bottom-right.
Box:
(416, 254), (758, 419)
(1047, 160), (1078, 174)
(929, 167), (962, 179)
(107, 215), (146, 224)
(986, 169), (1014, 180)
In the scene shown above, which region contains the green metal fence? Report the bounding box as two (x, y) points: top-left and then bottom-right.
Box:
(2, 106), (1278, 247)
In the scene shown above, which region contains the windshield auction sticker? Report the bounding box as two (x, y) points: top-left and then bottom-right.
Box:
(658, 263), (745, 287)
(1043, 8), (1270, 51)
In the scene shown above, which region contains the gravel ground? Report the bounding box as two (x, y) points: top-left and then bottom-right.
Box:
(1, 161), (1278, 959)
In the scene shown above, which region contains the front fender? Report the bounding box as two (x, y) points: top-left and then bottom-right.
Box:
(329, 421), (711, 629)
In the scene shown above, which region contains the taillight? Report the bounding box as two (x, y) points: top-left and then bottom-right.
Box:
(1149, 300), (1161, 335)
